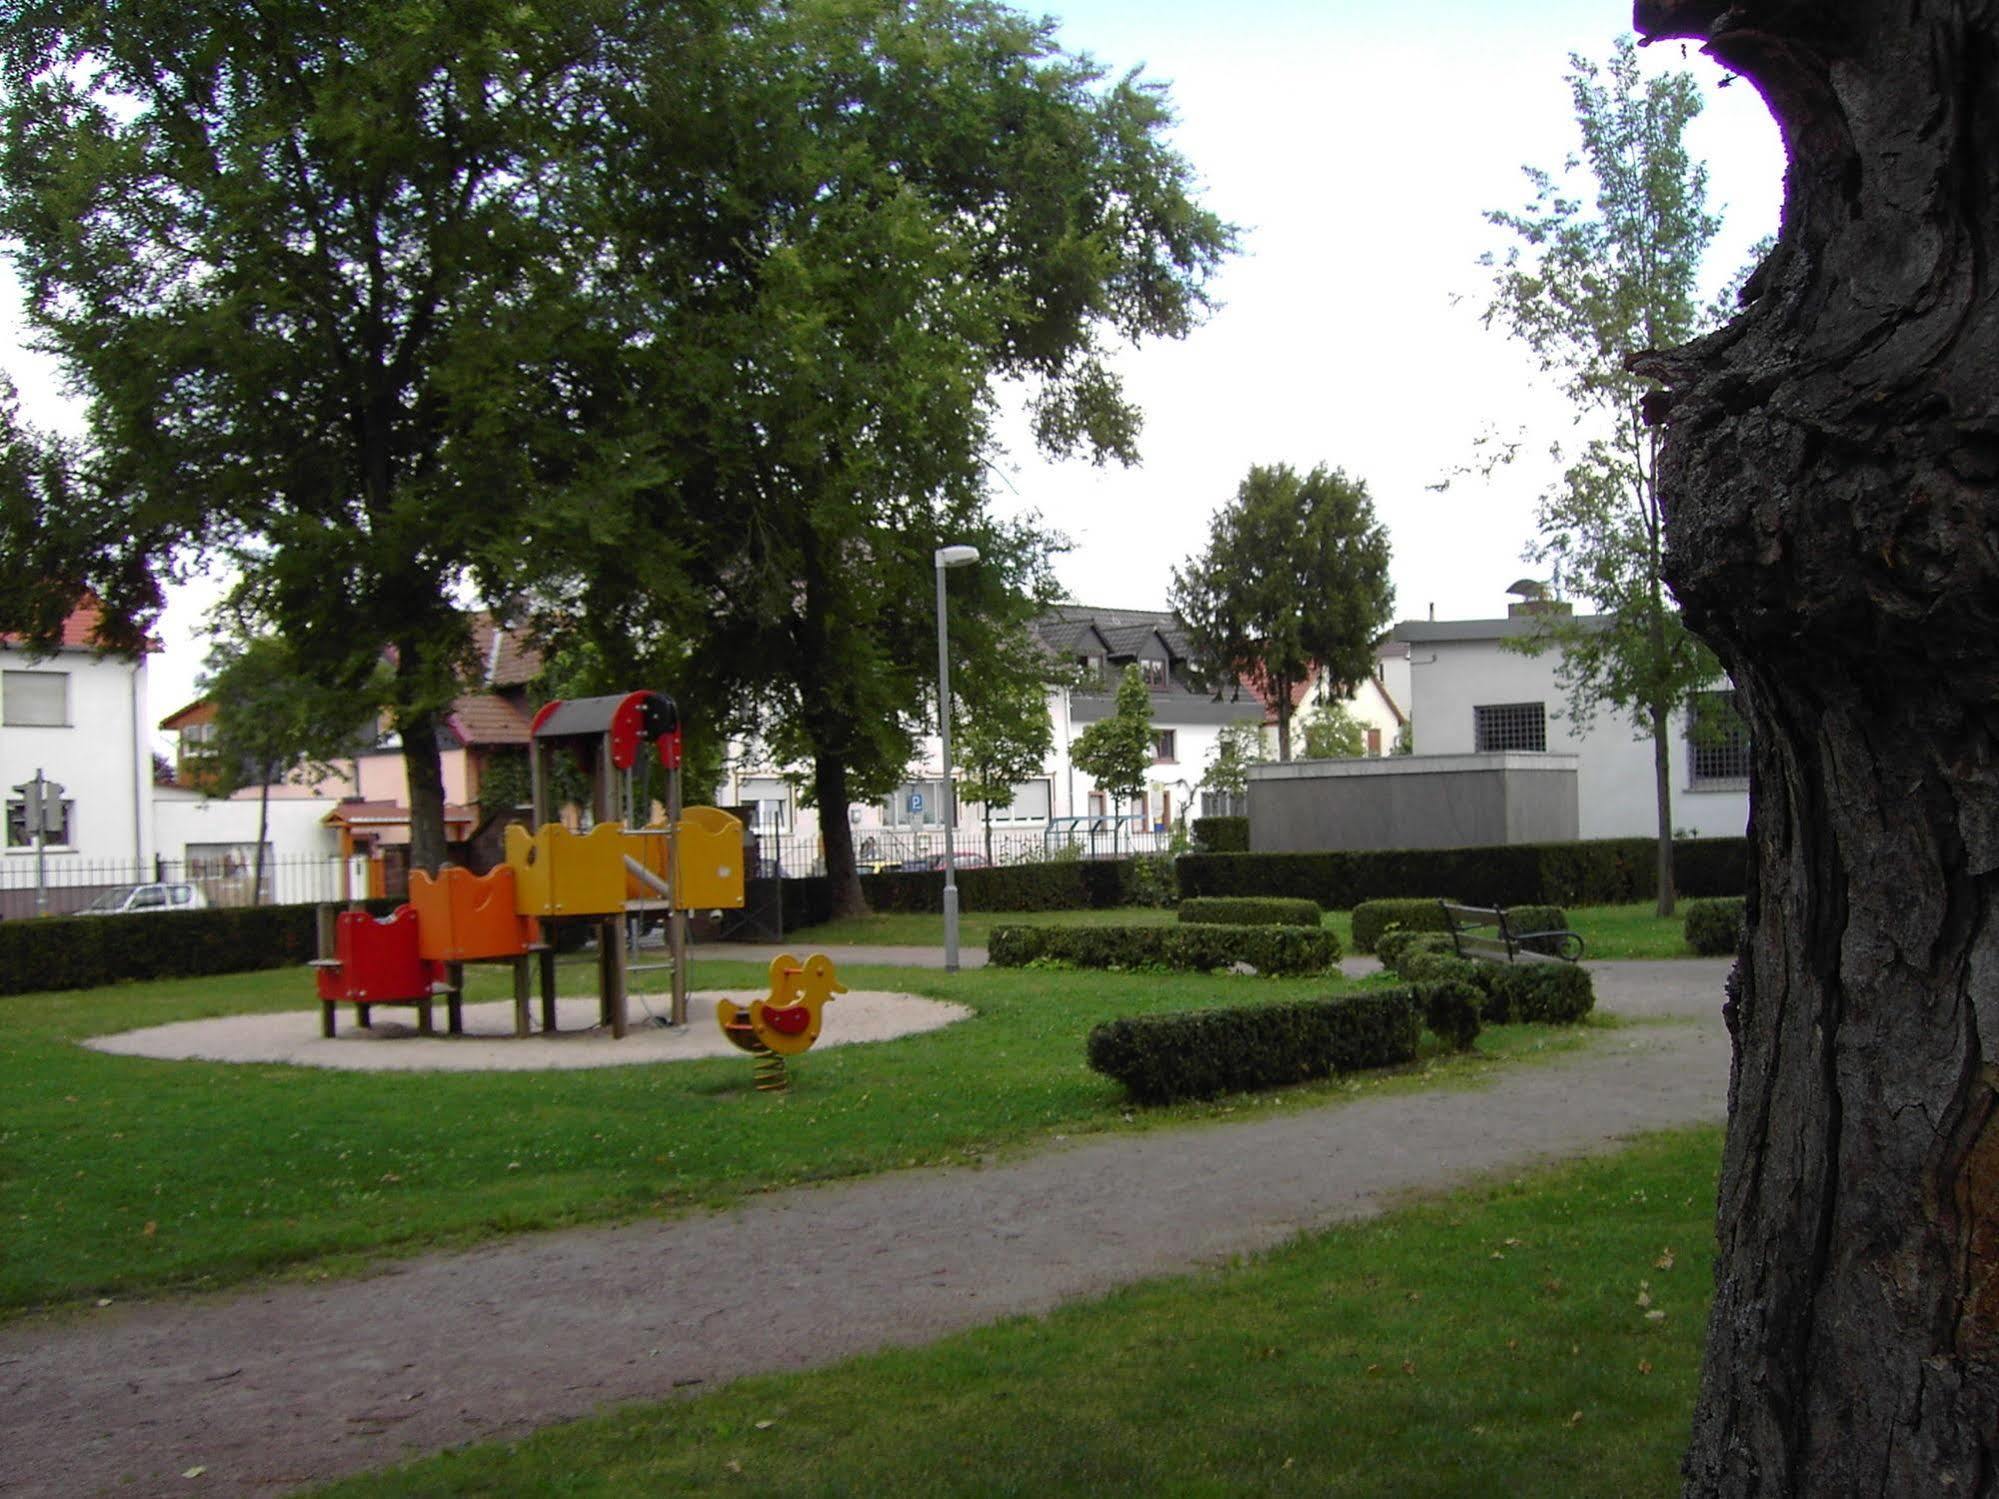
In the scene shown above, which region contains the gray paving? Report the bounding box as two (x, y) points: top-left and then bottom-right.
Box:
(0, 959), (1731, 1497)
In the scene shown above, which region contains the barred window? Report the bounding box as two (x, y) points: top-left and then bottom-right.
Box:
(1689, 689), (1752, 785)
(1474, 703), (1546, 753)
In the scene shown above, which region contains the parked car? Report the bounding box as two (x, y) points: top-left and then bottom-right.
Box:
(76, 882), (210, 916)
(894, 853), (991, 872)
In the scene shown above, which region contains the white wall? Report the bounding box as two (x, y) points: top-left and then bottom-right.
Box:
(1407, 633), (1748, 841)
(1, 644), (152, 868)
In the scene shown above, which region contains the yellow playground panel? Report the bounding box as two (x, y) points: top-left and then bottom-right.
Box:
(505, 821), (630, 918)
(675, 805), (746, 909)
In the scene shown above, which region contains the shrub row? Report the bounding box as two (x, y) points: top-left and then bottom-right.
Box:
(853, 857), (1160, 915)
(0, 900), (394, 997)
(1383, 943), (1596, 1025)
(1177, 896), (1322, 928)
(1683, 897), (1745, 956)
(1086, 988), (1421, 1104)
(1190, 816), (1250, 853)
(1179, 836), (1748, 910)
(1351, 898), (1453, 953)
(988, 921), (1341, 976)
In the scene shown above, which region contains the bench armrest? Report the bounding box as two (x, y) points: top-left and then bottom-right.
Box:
(1510, 929), (1586, 962)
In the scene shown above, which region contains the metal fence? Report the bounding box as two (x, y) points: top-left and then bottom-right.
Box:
(753, 818), (1180, 879)
(0, 852), (354, 919)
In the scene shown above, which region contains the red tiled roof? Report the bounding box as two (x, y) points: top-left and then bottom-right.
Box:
(2, 600), (160, 654)
(159, 699), (218, 731)
(467, 613), (544, 687)
(446, 692), (534, 747)
(321, 800), (477, 830)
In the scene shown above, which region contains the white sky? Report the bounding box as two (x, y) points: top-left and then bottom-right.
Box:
(0, 0), (1786, 739)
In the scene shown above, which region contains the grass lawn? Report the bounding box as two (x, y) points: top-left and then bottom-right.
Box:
(319, 1125), (1722, 1497)
(1, 956), (1603, 1315)
(791, 900), (1699, 961)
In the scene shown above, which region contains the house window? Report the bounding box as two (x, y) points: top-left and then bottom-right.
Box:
(1152, 729), (1177, 763)
(885, 779), (948, 828)
(6, 795), (74, 848)
(739, 776), (792, 835)
(1075, 653), (1105, 685)
(1365, 727), (1383, 756)
(2, 670), (69, 727)
(1474, 703), (1546, 753)
(991, 778), (1052, 824)
(1688, 689), (1752, 786)
(1139, 658), (1167, 687)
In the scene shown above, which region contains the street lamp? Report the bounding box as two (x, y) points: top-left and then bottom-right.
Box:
(934, 543), (980, 972)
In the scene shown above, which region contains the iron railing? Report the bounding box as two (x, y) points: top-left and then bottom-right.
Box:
(0, 853), (354, 918)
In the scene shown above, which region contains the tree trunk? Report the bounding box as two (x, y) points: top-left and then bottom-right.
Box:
(815, 752), (868, 919)
(1273, 674), (1294, 762)
(254, 773), (271, 907)
(400, 710), (450, 878)
(1634, 2), (1999, 1490)
(1650, 699), (1676, 918)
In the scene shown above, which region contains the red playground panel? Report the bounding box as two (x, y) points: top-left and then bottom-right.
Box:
(315, 906), (449, 1037)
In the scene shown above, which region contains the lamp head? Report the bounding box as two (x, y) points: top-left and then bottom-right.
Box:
(934, 545), (980, 568)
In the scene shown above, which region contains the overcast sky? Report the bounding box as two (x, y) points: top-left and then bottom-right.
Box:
(0, 1), (1786, 732)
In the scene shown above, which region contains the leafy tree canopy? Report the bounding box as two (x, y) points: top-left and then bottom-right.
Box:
(1199, 719), (1265, 802)
(1299, 700), (1366, 760)
(1170, 462), (1394, 762)
(1071, 663), (1154, 811)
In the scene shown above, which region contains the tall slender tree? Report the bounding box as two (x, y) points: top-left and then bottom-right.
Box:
(1481, 36), (1725, 916)
(1170, 463), (1394, 762)
(1070, 665), (1155, 857)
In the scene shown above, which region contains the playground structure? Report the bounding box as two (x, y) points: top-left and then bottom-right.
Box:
(718, 951), (849, 1092)
(314, 691), (745, 1039)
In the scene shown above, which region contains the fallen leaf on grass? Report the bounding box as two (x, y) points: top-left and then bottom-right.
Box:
(182, 1467), (206, 1479)
(754, 1420), (776, 1431)
(1646, 1309), (1667, 1322)
(1655, 1247), (1677, 1271)
(1567, 1411), (1583, 1428)
(1639, 1361), (1654, 1375)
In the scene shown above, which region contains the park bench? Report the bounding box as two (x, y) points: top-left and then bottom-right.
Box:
(1438, 901), (1586, 965)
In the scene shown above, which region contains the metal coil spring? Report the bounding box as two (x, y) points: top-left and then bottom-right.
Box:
(752, 1046), (789, 1093)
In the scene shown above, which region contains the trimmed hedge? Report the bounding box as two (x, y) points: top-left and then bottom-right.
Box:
(855, 858), (1149, 915)
(1351, 898), (1452, 953)
(1179, 836), (1749, 910)
(1384, 942), (1596, 1025)
(988, 921), (1341, 976)
(0, 900), (397, 997)
(1683, 897), (1745, 956)
(1177, 896), (1322, 927)
(1191, 816), (1250, 853)
(1420, 978), (1484, 1052)
(1085, 988), (1422, 1104)
(1500, 904), (1573, 957)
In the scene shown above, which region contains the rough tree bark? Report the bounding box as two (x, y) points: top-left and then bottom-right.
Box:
(1633, 2), (1999, 1492)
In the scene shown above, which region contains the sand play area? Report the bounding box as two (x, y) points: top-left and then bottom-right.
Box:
(85, 989), (972, 1072)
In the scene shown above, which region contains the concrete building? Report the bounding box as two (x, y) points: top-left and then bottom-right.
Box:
(1246, 599), (1750, 855)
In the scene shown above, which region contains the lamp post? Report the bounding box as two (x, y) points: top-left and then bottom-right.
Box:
(934, 544), (980, 972)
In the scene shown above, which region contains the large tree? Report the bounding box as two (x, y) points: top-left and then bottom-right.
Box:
(0, 0), (712, 872)
(538, 0), (1233, 917)
(1629, 2), (1999, 1491)
(1170, 463), (1394, 762)
(1482, 36), (1726, 917)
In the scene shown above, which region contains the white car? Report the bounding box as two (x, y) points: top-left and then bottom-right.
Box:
(76, 882), (210, 915)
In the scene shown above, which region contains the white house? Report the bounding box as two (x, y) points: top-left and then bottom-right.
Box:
(1, 606), (156, 914)
(724, 604), (1274, 868)
(1391, 602), (1750, 841)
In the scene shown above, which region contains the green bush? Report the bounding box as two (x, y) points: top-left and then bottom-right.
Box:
(1682, 897), (1745, 956)
(1419, 978), (1484, 1052)
(1085, 988), (1421, 1104)
(1125, 854), (1180, 909)
(1382, 939), (1595, 1026)
(1191, 816), (1250, 853)
(1351, 898), (1452, 953)
(987, 921), (1340, 976)
(1375, 928), (1454, 970)
(0, 901), (398, 997)
(1177, 896), (1322, 927)
(1177, 836), (1748, 909)
(851, 857), (1152, 916)
(1491, 962), (1596, 1024)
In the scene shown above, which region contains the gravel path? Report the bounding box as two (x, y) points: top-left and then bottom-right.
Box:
(2, 959), (1731, 1497)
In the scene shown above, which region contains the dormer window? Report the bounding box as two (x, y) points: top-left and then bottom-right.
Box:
(1140, 659), (1167, 687)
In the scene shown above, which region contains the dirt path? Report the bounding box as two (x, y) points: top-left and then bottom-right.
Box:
(2, 960), (1731, 1497)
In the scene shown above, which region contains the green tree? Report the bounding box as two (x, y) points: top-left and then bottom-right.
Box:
(1481, 37), (1725, 917)
(956, 667), (1055, 866)
(1071, 664), (1154, 856)
(1298, 700), (1366, 759)
(540, 0), (1233, 916)
(1198, 719), (1265, 814)
(199, 632), (375, 905)
(1170, 463), (1395, 762)
(0, 0), (713, 873)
